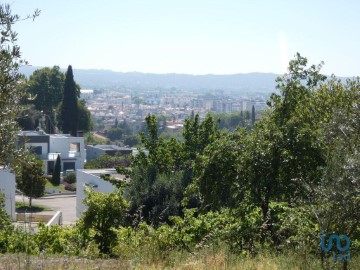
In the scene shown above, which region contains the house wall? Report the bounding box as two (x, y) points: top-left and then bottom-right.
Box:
(50, 136), (85, 173)
(76, 169), (117, 218)
(24, 142), (49, 174)
(18, 132), (85, 175)
(0, 169), (16, 221)
(24, 142), (49, 158)
(86, 146), (105, 162)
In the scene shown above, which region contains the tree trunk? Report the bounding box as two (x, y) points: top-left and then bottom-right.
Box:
(342, 260), (348, 270)
(260, 200), (270, 245)
(29, 197), (32, 208)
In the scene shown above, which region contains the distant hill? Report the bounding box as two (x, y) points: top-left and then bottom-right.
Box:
(19, 66), (279, 93)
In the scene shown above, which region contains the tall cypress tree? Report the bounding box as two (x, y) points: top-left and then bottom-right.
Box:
(251, 105), (256, 125)
(60, 65), (78, 136)
(52, 154), (61, 186)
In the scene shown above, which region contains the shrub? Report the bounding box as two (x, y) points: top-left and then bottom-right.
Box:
(64, 183), (76, 192)
(65, 172), (76, 184)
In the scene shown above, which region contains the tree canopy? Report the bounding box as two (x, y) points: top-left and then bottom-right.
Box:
(0, 4), (34, 169)
(26, 66), (64, 113)
(16, 156), (47, 207)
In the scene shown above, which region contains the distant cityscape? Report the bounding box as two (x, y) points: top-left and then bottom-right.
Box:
(82, 88), (269, 133)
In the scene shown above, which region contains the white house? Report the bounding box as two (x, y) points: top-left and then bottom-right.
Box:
(76, 168), (125, 218)
(0, 168), (16, 221)
(18, 130), (85, 175)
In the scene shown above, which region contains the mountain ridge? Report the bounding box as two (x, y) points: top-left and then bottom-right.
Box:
(19, 66), (280, 92)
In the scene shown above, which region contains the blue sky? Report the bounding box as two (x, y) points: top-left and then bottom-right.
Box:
(10, 0), (360, 76)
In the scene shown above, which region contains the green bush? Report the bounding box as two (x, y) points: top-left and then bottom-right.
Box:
(65, 172), (76, 184)
(65, 183), (76, 191)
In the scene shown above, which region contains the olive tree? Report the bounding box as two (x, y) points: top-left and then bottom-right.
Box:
(0, 4), (39, 170)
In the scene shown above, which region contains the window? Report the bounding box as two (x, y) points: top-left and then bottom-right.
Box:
(70, 143), (80, 152)
(30, 146), (42, 155)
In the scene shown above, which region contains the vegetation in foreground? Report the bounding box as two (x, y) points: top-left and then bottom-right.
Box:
(0, 3), (359, 270)
(0, 251), (358, 270)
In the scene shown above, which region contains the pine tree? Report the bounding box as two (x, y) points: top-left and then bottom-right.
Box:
(60, 65), (78, 136)
(52, 155), (61, 186)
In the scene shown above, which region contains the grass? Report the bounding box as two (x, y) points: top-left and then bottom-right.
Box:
(15, 202), (53, 213)
(45, 179), (66, 191)
(0, 251), (357, 270)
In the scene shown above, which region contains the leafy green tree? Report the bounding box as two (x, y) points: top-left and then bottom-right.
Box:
(267, 53), (328, 202)
(126, 168), (185, 226)
(182, 113), (218, 162)
(107, 127), (124, 141)
(0, 194), (11, 230)
(123, 134), (140, 147)
(60, 65), (78, 136)
(237, 118), (283, 243)
(16, 106), (42, 130)
(194, 129), (247, 210)
(80, 188), (128, 254)
(304, 81), (360, 266)
(135, 114), (179, 175)
(16, 157), (47, 207)
(26, 66), (64, 133)
(0, 4), (38, 169)
(127, 115), (185, 224)
(27, 66), (64, 112)
(77, 99), (92, 132)
(52, 155), (61, 186)
(119, 119), (132, 135)
(194, 54), (353, 247)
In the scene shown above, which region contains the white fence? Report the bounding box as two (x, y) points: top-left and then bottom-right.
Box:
(46, 211), (63, 226)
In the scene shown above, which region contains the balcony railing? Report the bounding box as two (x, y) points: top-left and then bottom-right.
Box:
(68, 151), (80, 158)
(47, 153), (60, 160)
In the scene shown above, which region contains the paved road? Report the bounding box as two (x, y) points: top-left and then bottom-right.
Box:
(15, 194), (77, 225)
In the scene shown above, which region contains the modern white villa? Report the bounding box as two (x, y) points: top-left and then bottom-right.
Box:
(17, 130), (85, 175)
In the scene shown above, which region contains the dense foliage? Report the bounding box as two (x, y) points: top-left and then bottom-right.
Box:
(0, 4), (38, 169)
(20, 65), (92, 134)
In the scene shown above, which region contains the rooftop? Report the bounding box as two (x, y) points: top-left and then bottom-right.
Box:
(88, 145), (131, 151)
(78, 168), (126, 181)
(19, 130), (82, 139)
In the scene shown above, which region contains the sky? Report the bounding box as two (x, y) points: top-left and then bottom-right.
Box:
(8, 0), (360, 76)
